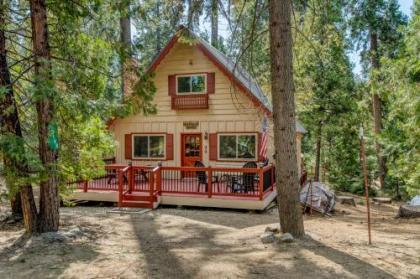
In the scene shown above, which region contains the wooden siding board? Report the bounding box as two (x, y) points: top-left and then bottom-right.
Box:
(112, 42), (302, 169)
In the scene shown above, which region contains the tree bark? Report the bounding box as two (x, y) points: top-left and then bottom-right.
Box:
(20, 185), (39, 232)
(0, 0), (20, 215)
(211, 0), (218, 47)
(0, 0), (36, 222)
(29, 0), (59, 232)
(268, 0), (305, 237)
(314, 122), (322, 181)
(120, 0), (131, 98)
(156, 0), (161, 52)
(370, 32), (386, 188)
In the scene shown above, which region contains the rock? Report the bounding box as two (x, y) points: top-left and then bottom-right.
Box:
(260, 232), (276, 244)
(265, 226), (280, 234)
(336, 196), (356, 206)
(373, 197), (392, 204)
(64, 227), (84, 239)
(41, 232), (68, 242)
(398, 205), (420, 218)
(279, 233), (294, 243)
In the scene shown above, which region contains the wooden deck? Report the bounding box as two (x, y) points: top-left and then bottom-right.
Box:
(68, 164), (277, 210)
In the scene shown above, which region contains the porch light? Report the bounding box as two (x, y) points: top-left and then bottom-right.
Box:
(204, 132), (209, 140)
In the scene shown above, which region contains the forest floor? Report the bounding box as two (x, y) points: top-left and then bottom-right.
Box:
(0, 192), (419, 279)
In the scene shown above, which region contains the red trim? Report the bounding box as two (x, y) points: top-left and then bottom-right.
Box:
(146, 27), (271, 116)
(196, 44), (272, 116)
(214, 132), (260, 162)
(181, 133), (203, 167)
(148, 34), (179, 73)
(106, 118), (116, 129)
(129, 133), (170, 161)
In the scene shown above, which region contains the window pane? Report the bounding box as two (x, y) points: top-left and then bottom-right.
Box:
(191, 75), (205, 92)
(149, 136), (165, 158)
(219, 135), (237, 159)
(133, 136), (148, 158)
(238, 135), (256, 159)
(177, 76), (191, 93)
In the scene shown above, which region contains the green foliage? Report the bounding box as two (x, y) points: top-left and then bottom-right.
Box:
(347, 0), (407, 74)
(378, 1), (420, 196)
(0, 0), (156, 200)
(295, 0), (362, 191)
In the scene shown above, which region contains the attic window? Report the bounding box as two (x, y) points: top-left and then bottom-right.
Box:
(177, 74), (206, 94)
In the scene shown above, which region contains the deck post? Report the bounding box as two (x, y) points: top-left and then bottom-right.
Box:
(259, 168), (264, 200)
(118, 170), (123, 207)
(156, 166), (162, 194)
(83, 181), (88, 192)
(149, 169), (155, 197)
(208, 167), (212, 198)
(128, 163), (133, 194)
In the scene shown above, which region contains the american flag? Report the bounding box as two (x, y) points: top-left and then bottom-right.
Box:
(259, 117), (269, 160)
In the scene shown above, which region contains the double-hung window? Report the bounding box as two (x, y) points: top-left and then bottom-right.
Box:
(218, 133), (257, 160)
(177, 74), (206, 94)
(132, 134), (165, 159)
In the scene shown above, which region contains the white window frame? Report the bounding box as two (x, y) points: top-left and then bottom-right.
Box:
(132, 134), (166, 160)
(217, 133), (258, 161)
(176, 74), (207, 95)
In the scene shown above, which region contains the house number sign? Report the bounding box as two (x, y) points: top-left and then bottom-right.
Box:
(183, 121), (199, 129)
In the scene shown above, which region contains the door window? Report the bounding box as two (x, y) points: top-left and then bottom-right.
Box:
(184, 135), (201, 157)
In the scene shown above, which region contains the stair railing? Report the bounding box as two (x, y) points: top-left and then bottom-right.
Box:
(118, 166), (130, 207)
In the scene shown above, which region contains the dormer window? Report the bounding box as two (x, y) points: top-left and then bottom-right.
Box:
(177, 74), (206, 94)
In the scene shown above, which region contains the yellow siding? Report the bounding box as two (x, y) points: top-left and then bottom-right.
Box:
(111, 42), (303, 170)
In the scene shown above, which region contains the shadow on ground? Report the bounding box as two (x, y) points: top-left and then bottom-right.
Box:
(0, 228), (99, 279)
(130, 208), (396, 279)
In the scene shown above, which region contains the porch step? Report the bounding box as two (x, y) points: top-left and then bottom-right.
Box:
(123, 193), (157, 202)
(120, 200), (154, 208)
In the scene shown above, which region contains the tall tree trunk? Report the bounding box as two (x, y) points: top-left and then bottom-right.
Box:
(370, 32), (386, 188)
(268, 0), (304, 237)
(211, 0), (218, 47)
(0, 0), (21, 216)
(30, 0), (59, 232)
(1, 0), (39, 230)
(314, 122), (322, 181)
(120, 0), (131, 98)
(187, 0), (193, 30)
(21, 185), (39, 232)
(156, 0), (161, 52)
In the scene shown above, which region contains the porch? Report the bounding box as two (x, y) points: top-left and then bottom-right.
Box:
(68, 164), (277, 210)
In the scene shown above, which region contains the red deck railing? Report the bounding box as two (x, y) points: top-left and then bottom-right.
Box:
(70, 164), (276, 206)
(171, 94), (209, 110)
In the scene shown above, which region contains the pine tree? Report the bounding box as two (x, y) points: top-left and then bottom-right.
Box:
(268, 0), (305, 237)
(348, 0), (407, 188)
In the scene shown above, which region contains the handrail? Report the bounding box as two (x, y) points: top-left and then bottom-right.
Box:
(160, 166), (260, 173)
(118, 165), (130, 207)
(71, 164), (277, 201)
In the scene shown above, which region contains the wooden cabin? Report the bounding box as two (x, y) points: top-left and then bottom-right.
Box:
(70, 27), (306, 210)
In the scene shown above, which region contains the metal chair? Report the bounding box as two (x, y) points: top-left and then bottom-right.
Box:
(194, 161), (219, 192)
(229, 162), (258, 193)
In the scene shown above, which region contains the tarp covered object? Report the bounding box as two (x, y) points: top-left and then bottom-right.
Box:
(409, 196), (420, 206)
(300, 182), (335, 214)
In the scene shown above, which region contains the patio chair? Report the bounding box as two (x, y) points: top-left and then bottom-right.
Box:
(229, 162), (258, 193)
(107, 169), (128, 185)
(194, 161), (219, 192)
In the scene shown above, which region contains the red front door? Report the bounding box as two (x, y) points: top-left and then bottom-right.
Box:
(181, 134), (202, 167)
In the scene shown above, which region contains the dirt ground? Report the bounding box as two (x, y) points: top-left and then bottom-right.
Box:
(1, 194), (419, 279)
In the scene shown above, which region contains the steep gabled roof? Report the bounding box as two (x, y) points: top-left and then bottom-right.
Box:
(148, 27), (306, 133)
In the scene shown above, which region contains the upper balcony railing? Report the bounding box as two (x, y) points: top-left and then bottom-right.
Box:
(171, 94), (209, 110)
